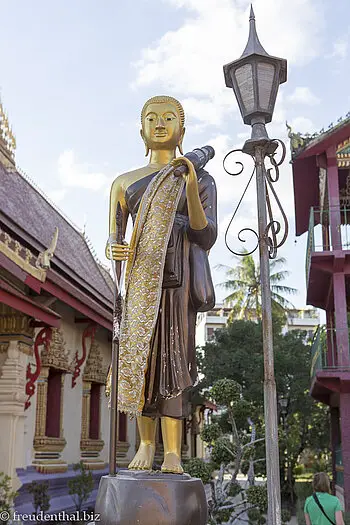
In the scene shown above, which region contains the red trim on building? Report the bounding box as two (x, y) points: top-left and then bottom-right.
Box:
(24, 274), (42, 293)
(297, 123), (350, 160)
(72, 324), (97, 388)
(42, 279), (112, 331)
(25, 327), (52, 410)
(0, 279), (61, 327)
(0, 252), (28, 281)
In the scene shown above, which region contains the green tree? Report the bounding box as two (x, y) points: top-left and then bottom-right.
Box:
(217, 252), (297, 322)
(67, 462), (94, 512)
(27, 481), (50, 519)
(0, 473), (17, 524)
(196, 379), (269, 525)
(199, 320), (330, 509)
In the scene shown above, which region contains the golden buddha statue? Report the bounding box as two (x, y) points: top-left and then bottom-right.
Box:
(106, 95), (217, 474)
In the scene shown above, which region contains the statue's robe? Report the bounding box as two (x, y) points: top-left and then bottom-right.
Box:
(123, 168), (217, 419)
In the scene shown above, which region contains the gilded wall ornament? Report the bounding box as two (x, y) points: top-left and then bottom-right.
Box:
(41, 328), (72, 372)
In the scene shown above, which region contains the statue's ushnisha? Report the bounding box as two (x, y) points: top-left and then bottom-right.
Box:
(106, 95), (217, 474)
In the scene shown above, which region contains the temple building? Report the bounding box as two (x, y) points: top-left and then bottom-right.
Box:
(0, 99), (211, 514)
(289, 114), (350, 510)
(0, 100), (134, 512)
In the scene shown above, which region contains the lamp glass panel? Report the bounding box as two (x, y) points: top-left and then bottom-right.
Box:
(234, 63), (254, 112)
(257, 62), (275, 111)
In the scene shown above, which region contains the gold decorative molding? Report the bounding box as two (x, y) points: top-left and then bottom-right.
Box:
(0, 98), (16, 169)
(32, 458), (68, 474)
(80, 438), (105, 453)
(81, 381), (91, 440)
(80, 460), (106, 471)
(0, 303), (34, 341)
(17, 341), (33, 356)
(33, 365), (67, 472)
(80, 378), (105, 466)
(0, 227), (46, 281)
(337, 138), (350, 168)
(83, 341), (107, 384)
(41, 328), (72, 372)
(116, 440), (130, 467)
(33, 436), (67, 452)
(34, 368), (49, 437)
(0, 306), (34, 357)
(0, 342), (9, 354)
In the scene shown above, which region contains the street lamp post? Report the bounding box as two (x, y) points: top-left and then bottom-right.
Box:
(223, 6), (288, 525)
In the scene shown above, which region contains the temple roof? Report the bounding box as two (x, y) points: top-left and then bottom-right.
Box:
(289, 114), (350, 237)
(287, 113), (350, 164)
(0, 164), (113, 308)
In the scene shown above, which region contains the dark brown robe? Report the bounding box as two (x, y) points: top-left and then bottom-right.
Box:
(124, 168), (217, 419)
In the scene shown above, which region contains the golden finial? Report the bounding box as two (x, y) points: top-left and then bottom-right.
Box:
(0, 95), (16, 161)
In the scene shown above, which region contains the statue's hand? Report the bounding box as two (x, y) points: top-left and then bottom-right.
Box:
(105, 241), (132, 261)
(171, 157), (197, 187)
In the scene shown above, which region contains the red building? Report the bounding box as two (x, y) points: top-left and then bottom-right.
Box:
(290, 115), (350, 509)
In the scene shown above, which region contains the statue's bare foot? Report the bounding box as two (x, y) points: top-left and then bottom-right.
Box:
(128, 443), (155, 470)
(161, 453), (184, 474)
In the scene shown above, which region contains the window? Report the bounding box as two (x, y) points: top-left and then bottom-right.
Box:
(206, 327), (215, 341)
(182, 420), (187, 446)
(45, 368), (62, 438)
(118, 412), (127, 442)
(89, 382), (101, 440)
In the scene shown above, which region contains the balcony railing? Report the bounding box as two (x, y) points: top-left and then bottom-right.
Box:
(306, 206), (350, 283)
(310, 325), (350, 378)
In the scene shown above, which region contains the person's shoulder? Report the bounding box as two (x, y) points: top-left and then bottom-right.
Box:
(325, 493), (340, 501)
(304, 494), (312, 510)
(328, 494), (342, 506)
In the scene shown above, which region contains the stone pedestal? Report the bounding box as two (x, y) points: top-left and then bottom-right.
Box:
(95, 470), (208, 525)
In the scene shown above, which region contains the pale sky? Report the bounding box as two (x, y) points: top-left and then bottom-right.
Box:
(1, 0), (349, 308)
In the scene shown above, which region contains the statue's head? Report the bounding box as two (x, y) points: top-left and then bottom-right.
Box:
(141, 95), (185, 156)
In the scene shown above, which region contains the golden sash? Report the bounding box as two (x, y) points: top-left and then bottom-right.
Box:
(106, 164), (185, 416)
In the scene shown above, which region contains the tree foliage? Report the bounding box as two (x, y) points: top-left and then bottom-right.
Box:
(0, 473), (17, 524)
(27, 481), (50, 517)
(67, 462), (94, 512)
(198, 379), (269, 524)
(199, 320), (329, 509)
(217, 252), (297, 322)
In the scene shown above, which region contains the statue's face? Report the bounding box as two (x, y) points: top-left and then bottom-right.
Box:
(142, 102), (183, 150)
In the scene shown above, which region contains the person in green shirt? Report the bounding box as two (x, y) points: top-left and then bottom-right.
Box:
(304, 472), (344, 525)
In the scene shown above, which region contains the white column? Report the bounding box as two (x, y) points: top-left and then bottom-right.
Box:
(0, 340), (28, 491)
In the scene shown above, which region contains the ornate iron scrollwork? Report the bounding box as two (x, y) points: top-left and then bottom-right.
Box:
(223, 139), (288, 259)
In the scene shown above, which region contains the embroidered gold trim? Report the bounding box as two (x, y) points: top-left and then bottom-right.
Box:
(107, 165), (184, 416)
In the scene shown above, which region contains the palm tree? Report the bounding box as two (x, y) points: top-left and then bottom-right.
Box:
(217, 250), (297, 322)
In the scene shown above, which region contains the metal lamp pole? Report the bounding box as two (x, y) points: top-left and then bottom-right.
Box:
(223, 6), (289, 524)
(255, 143), (281, 524)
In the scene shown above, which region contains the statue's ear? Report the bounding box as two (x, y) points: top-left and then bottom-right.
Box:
(140, 129), (149, 157)
(177, 127), (185, 155)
